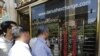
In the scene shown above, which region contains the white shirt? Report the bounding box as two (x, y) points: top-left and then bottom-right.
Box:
(0, 36), (13, 56)
(8, 41), (32, 56)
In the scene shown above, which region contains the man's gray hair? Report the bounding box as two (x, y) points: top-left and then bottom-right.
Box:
(12, 26), (22, 38)
(37, 24), (49, 35)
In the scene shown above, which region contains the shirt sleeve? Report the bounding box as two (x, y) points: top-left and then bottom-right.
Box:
(32, 46), (48, 56)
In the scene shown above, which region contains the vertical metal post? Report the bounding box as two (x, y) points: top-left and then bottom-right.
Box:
(97, 0), (100, 56)
(29, 6), (32, 37)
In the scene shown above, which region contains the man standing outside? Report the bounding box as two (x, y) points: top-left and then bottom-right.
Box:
(31, 25), (52, 56)
(0, 21), (17, 56)
(8, 26), (32, 56)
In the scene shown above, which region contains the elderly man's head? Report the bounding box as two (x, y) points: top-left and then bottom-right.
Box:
(37, 24), (49, 39)
(12, 26), (30, 43)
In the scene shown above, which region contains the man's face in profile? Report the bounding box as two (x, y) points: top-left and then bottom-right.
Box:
(7, 24), (17, 40)
(24, 32), (30, 43)
(44, 31), (49, 39)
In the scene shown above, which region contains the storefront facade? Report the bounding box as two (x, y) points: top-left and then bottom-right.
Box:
(30, 0), (99, 56)
(16, 0), (100, 56)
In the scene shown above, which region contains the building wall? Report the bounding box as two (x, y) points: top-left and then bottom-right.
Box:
(2, 0), (17, 22)
(0, 0), (5, 23)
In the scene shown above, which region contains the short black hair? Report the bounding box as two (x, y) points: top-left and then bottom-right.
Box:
(37, 24), (49, 36)
(12, 26), (29, 39)
(0, 21), (17, 33)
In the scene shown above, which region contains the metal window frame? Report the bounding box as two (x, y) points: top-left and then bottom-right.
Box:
(97, 0), (100, 56)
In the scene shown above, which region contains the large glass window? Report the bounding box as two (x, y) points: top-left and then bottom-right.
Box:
(66, 0), (97, 56)
(31, 0), (97, 56)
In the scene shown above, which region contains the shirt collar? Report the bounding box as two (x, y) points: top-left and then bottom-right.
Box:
(15, 41), (29, 49)
(38, 35), (46, 44)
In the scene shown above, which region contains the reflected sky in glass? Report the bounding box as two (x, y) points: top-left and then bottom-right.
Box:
(31, 0), (97, 23)
(75, 0), (97, 23)
(32, 4), (45, 20)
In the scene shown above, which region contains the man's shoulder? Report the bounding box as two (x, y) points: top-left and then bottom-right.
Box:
(8, 46), (27, 56)
(36, 39), (45, 45)
(30, 38), (37, 47)
(30, 38), (37, 43)
(34, 40), (45, 48)
(9, 45), (23, 54)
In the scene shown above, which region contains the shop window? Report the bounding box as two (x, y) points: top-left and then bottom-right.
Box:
(31, 0), (97, 56)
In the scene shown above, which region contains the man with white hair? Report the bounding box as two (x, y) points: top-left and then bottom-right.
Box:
(8, 26), (32, 56)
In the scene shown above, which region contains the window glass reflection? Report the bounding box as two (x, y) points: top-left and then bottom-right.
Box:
(31, 0), (97, 56)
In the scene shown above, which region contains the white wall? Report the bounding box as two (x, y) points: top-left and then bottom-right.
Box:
(2, 0), (17, 22)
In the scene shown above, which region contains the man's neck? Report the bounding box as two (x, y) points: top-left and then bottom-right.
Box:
(38, 35), (46, 40)
(16, 38), (27, 44)
(5, 34), (13, 41)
